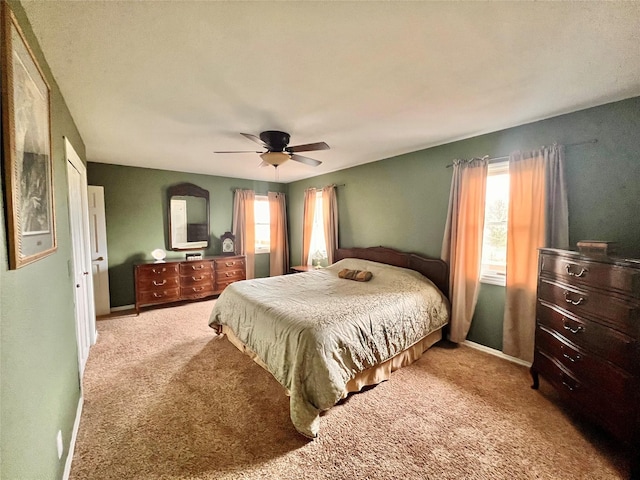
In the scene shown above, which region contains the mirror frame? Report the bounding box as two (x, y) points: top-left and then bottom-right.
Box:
(167, 182), (210, 251)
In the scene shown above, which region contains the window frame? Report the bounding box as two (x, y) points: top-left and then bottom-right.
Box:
(480, 160), (509, 287)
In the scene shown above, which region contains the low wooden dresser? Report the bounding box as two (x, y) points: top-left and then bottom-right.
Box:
(532, 248), (639, 476)
(135, 255), (245, 313)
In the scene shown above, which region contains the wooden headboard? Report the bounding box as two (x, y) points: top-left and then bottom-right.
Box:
(334, 246), (449, 299)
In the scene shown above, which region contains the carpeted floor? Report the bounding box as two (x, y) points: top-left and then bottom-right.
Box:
(70, 300), (629, 479)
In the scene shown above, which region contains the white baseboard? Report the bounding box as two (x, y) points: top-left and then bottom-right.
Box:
(110, 304), (135, 312)
(63, 396), (83, 480)
(462, 340), (532, 368)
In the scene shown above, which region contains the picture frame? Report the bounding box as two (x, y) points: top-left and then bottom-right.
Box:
(1, 3), (56, 269)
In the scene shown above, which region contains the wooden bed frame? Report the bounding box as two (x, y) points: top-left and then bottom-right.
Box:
(334, 246), (449, 300)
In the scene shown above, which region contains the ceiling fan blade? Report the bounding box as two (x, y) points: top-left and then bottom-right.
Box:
(290, 154), (322, 167)
(241, 133), (269, 149)
(214, 150), (262, 154)
(286, 141), (330, 153)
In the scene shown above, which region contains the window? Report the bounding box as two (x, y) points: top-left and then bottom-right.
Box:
(254, 195), (270, 253)
(480, 161), (509, 286)
(307, 191), (327, 266)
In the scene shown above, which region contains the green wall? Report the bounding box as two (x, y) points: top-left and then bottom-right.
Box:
(1, 2), (86, 478)
(86, 163), (286, 307)
(289, 96), (640, 350)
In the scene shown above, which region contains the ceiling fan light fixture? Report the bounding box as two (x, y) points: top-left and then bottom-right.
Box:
(260, 151), (290, 166)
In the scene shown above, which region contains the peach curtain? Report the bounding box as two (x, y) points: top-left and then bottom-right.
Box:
(322, 185), (338, 264)
(232, 189), (255, 279)
(302, 188), (317, 265)
(268, 192), (289, 276)
(503, 145), (567, 362)
(441, 158), (488, 343)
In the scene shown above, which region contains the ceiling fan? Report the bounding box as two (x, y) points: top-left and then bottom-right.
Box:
(214, 130), (329, 167)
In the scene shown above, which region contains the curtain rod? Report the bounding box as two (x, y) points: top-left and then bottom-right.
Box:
(230, 188), (286, 194)
(305, 183), (346, 191)
(445, 139), (598, 168)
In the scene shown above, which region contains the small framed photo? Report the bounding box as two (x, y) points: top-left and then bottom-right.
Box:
(1, 3), (56, 269)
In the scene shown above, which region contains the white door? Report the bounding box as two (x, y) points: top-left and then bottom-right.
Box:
(88, 186), (110, 316)
(66, 138), (96, 378)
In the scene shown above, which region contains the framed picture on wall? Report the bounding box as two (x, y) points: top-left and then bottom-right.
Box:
(1, 2), (56, 269)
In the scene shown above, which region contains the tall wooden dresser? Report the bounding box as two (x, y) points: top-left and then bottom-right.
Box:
(134, 255), (245, 313)
(532, 248), (639, 476)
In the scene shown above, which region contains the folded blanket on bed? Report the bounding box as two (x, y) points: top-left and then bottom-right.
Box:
(338, 268), (373, 281)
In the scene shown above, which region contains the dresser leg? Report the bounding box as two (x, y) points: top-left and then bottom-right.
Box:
(530, 366), (539, 390)
(631, 427), (640, 480)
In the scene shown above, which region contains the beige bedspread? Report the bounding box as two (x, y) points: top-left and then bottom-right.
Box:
(208, 258), (450, 438)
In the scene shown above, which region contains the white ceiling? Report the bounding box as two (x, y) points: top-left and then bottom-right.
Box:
(21, 1), (640, 183)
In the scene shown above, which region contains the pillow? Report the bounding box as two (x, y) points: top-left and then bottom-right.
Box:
(338, 268), (373, 282)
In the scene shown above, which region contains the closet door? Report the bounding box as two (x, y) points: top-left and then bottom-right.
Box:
(66, 138), (96, 378)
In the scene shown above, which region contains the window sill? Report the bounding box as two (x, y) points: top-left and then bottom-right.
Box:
(480, 275), (506, 287)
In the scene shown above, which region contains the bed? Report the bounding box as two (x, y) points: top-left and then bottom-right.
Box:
(209, 246), (450, 438)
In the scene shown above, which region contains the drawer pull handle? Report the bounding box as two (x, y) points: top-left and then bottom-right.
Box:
(225, 262), (236, 267)
(561, 380), (579, 392)
(192, 276), (204, 281)
(192, 286), (205, 292)
(225, 272), (233, 277)
(562, 319), (584, 334)
(563, 291), (585, 306)
(152, 280), (167, 286)
(152, 292), (164, 298)
(562, 352), (582, 363)
(152, 268), (166, 274)
(564, 263), (588, 278)
(191, 264), (205, 270)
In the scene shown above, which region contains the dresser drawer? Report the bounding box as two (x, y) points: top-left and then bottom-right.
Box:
(215, 278), (243, 292)
(533, 351), (635, 441)
(137, 287), (181, 305)
(535, 325), (635, 401)
(537, 301), (637, 372)
(540, 252), (640, 298)
(214, 257), (245, 272)
(215, 268), (245, 283)
(179, 260), (213, 275)
(137, 275), (180, 293)
(180, 271), (213, 287)
(136, 263), (179, 280)
(538, 278), (639, 337)
(180, 285), (215, 299)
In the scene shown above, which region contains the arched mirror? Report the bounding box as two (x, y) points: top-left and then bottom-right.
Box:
(167, 183), (209, 250)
